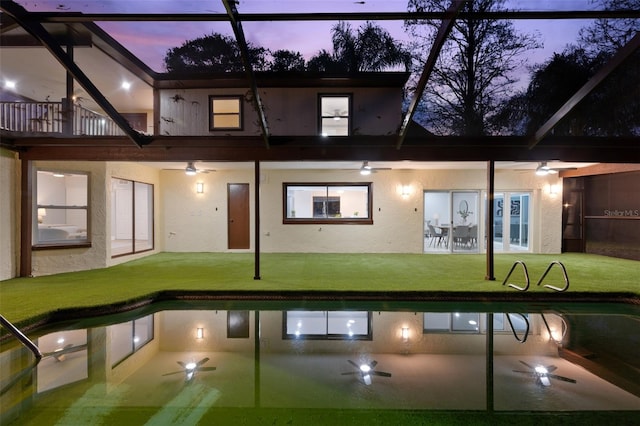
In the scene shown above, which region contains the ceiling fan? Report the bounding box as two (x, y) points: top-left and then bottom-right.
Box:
(341, 359), (391, 385)
(513, 360), (576, 386)
(162, 357), (216, 381)
(535, 161), (577, 176)
(183, 162), (215, 175)
(357, 161), (391, 175)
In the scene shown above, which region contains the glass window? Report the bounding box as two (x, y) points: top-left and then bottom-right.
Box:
(111, 178), (154, 257)
(319, 94), (350, 136)
(284, 311), (371, 340)
(209, 96), (242, 130)
(109, 314), (154, 367)
(35, 170), (89, 247)
(284, 183), (372, 224)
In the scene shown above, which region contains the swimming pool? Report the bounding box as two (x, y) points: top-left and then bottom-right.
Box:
(2, 297), (639, 425)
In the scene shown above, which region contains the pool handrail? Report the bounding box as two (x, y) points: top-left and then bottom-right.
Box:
(501, 260), (530, 291)
(0, 314), (42, 360)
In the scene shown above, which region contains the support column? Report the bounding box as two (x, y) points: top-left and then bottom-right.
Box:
(254, 161), (261, 280)
(19, 160), (33, 277)
(485, 161), (495, 280)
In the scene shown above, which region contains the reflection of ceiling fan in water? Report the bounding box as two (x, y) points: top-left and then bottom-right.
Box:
(513, 360), (576, 386)
(341, 359), (391, 385)
(163, 357), (216, 381)
(43, 344), (85, 362)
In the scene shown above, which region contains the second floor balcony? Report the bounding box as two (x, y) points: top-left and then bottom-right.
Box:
(0, 101), (125, 137)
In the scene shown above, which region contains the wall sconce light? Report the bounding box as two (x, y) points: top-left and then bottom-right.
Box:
(196, 327), (204, 339)
(401, 185), (411, 198)
(548, 184), (559, 195)
(401, 326), (409, 341)
(196, 182), (204, 194)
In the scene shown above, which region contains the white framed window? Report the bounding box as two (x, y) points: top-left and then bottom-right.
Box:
(319, 94), (351, 136)
(284, 311), (372, 340)
(423, 313), (529, 334)
(209, 95), (242, 130)
(34, 170), (89, 247)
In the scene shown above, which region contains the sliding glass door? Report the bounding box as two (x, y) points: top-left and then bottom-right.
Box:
(111, 178), (154, 257)
(424, 191), (479, 253)
(492, 192), (530, 252)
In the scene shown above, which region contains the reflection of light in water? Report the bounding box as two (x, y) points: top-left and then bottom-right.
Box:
(359, 364), (371, 373)
(535, 365), (548, 374)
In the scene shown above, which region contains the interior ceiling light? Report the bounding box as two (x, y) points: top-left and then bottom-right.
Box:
(185, 162), (197, 176)
(360, 161), (372, 176)
(535, 161), (552, 176)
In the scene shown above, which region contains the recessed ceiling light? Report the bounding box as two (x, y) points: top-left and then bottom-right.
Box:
(121, 81), (131, 90)
(4, 80), (16, 90)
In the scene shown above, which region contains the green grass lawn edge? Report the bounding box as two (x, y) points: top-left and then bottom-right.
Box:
(1, 252), (638, 327)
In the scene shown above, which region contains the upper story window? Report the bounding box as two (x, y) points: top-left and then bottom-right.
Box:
(319, 94), (351, 136)
(283, 183), (373, 224)
(209, 95), (243, 130)
(35, 170), (89, 247)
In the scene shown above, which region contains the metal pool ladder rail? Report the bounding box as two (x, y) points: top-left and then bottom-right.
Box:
(0, 314), (42, 360)
(502, 260), (530, 291)
(536, 261), (570, 292)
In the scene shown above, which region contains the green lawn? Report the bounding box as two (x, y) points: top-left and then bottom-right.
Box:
(1, 252), (638, 325)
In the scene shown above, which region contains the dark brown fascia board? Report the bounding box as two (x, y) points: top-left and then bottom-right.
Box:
(153, 72), (411, 90)
(559, 163), (640, 178)
(19, 10), (640, 23)
(11, 135), (640, 164)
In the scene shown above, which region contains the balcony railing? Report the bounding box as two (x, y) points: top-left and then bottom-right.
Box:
(0, 101), (125, 136)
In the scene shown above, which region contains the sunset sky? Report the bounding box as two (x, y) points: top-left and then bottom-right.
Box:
(12, 0), (596, 72)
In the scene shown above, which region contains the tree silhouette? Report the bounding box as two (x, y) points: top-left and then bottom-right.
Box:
(307, 22), (411, 72)
(270, 50), (306, 72)
(164, 33), (269, 73)
(405, 0), (540, 136)
(496, 0), (640, 137)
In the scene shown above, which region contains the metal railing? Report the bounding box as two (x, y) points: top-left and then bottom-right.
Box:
(0, 314), (41, 360)
(502, 261), (570, 292)
(0, 101), (125, 136)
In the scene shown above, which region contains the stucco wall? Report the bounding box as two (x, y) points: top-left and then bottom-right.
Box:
(30, 161), (162, 276)
(0, 148), (19, 280)
(161, 166), (563, 254)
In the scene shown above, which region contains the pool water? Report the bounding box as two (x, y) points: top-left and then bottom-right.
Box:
(1, 299), (639, 425)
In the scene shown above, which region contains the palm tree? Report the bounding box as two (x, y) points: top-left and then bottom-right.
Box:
(308, 22), (411, 73)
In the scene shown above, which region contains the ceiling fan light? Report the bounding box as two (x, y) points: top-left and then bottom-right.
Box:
(185, 162), (197, 176)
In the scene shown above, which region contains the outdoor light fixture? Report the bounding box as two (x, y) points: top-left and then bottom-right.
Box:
(185, 162), (197, 176)
(121, 81), (131, 90)
(4, 80), (16, 90)
(548, 184), (559, 195)
(401, 326), (409, 341)
(196, 328), (204, 339)
(196, 182), (204, 193)
(535, 162), (551, 176)
(401, 185), (411, 198)
(360, 161), (372, 176)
